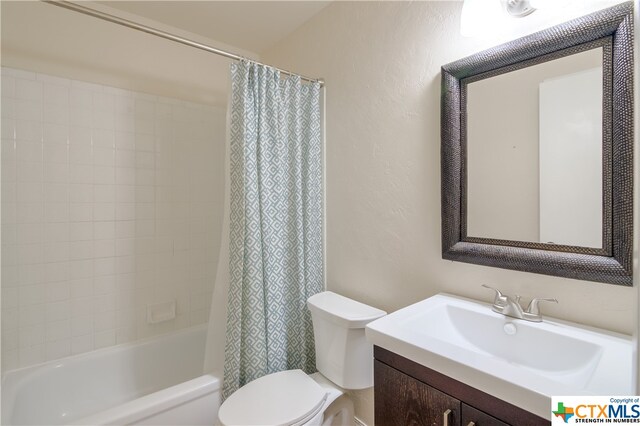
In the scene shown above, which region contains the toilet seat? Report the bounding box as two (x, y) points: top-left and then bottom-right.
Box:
(218, 370), (328, 426)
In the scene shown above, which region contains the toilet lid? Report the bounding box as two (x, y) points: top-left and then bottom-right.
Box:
(218, 370), (328, 426)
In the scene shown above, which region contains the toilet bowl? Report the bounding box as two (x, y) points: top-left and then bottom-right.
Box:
(218, 291), (386, 426)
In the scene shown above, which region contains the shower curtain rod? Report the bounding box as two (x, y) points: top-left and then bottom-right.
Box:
(41, 0), (325, 86)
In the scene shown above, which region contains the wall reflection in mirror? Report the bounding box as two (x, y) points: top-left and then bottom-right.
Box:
(465, 46), (604, 249)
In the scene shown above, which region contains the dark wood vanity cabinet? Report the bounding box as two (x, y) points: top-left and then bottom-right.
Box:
(375, 361), (460, 425)
(461, 404), (509, 426)
(373, 347), (549, 426)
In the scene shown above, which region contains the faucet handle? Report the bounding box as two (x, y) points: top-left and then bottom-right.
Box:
(525, 298), (558, 315)
(481, 284), (507, 306)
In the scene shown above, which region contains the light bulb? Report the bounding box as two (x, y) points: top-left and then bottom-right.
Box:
(460, 0), (482, 37)
(529, 0), (553, 8)
(460, 0), (508, 37)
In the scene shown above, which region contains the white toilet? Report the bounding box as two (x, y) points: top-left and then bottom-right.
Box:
(218, 291), (386, 426)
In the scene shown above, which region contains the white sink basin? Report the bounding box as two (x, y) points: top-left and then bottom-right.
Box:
(365, 293), (633, 419)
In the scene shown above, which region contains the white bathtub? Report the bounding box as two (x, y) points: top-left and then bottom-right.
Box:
(1, 325), (220, 425)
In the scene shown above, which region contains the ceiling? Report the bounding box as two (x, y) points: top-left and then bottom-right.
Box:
(0, 1), (330, 105)
(97, 1), (331, 54)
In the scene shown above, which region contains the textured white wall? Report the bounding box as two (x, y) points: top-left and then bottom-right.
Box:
(1, 67), (226, 371)
(263, 2), (638, 423)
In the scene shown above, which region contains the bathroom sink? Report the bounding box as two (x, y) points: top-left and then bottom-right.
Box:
(365, 294), (633, 418)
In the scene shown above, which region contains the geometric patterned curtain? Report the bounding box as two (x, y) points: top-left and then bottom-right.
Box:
(222, 61), (323, 399)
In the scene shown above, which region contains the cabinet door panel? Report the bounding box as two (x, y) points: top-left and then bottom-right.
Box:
(462, 403), (510, 426)
(375, 360), (460, 426)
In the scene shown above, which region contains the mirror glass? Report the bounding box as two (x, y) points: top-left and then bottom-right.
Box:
(466, 47), (603, 248)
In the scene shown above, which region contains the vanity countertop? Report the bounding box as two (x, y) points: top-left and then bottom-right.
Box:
(365, 293), (634, 418)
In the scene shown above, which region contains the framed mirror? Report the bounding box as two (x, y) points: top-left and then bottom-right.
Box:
(441, 2), (634, 285)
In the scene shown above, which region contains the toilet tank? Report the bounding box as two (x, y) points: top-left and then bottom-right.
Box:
(307, 291), (386, 389)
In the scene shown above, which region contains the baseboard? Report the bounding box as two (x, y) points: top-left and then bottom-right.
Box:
(354, 416), (367, 426)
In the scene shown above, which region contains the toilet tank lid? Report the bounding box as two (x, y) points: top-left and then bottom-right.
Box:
(307, 291), (386, 329)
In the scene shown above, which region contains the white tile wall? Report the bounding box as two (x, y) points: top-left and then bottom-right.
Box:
(1, 67), (226, 372)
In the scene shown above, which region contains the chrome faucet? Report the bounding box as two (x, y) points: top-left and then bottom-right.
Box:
(482, 285), (557, 322)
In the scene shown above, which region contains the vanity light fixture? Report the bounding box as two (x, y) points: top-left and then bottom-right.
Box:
(503, 0), (536, 17)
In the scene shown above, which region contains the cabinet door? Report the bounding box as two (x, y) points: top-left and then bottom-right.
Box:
(375, 360), (460, 426)
(461, 403), (509, 426)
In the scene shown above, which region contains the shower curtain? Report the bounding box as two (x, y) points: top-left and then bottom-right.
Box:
(218, 61), (323, 399)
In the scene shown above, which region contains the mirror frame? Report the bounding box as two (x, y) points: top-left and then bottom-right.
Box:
(441, 2), (634, 286)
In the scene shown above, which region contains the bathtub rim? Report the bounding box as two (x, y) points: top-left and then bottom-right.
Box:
(2, 323), (208, 380)
(70, 373), (220, 426)
(1, 323), (213, 425)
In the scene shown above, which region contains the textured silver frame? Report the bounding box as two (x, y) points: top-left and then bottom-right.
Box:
(441, 2), (634, 286)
